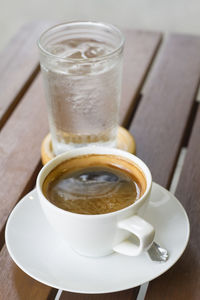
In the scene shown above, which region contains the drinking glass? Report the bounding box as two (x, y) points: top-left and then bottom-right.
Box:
(38, 21), (124, 155)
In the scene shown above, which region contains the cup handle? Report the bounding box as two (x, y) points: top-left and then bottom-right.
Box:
(113, 215), (155, 256)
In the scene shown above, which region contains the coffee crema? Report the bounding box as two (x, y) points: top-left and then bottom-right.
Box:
(42, 154), (146, 215)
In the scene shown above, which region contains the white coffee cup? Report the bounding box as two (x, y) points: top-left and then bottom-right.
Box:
(37, 147), (154, 257)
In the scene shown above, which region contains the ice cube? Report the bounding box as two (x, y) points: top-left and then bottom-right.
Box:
(84, 46), (105, 58)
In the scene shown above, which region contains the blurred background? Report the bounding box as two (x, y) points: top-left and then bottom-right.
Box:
(1, 0), (200, 51)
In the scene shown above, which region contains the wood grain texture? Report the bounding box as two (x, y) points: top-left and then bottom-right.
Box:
(0, 22), (52, 129)
(60, 288), (140, 300)
(120, 29), (161, 126)
(145, 105), (200, 299)
(0, 75), (48, 245)
(129, 33), (200, 187)
(0, 246), (55, 300)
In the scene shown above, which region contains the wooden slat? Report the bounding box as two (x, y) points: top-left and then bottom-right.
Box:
(120, 29), (161, 126)
(60, 288), (139, 300)
(0, 22), (52, 129)
(0, 245), (56, 300)
(129, 33), (200, 187)
(145, 105), (200, 299)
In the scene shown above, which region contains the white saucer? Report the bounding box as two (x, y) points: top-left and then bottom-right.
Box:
(5, 183), (189, 294)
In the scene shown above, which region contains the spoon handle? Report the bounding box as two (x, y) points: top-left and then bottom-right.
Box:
(147, 242), (169, 262)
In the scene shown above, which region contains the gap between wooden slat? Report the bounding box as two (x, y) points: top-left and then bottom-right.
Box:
(121, 31), (162, 128)
(125, 93), (143, 129)
(55, 290), (63, 300)
(169, 148), (187, 194)
(195, 84), (200, 102)
(136, 282), (149, 300)
(0, 65), (40, 131)
(139, 35), (167, 97)
(127, 37), (166, 131)
(182, 100), (199, 147)
(47, 289), (59, 300)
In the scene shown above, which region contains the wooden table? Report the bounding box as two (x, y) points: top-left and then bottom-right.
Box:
(0, 22), (200, 300)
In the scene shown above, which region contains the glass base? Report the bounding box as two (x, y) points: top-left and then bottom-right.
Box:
(52, 139), (117, 156)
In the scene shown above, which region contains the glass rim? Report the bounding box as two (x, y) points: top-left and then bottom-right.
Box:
(37, 21), (125, 63)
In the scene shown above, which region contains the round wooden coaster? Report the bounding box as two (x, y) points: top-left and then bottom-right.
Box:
(41, 126), (136, 165)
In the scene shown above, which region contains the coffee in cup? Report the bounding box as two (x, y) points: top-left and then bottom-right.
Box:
(42, 154), (147, 215)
